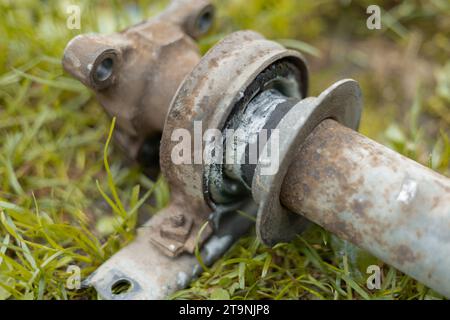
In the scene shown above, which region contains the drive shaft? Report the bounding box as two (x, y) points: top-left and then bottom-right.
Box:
(280, 119), (450, 297)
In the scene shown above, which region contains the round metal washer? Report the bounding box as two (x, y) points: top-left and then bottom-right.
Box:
(252, 79), (363, 246)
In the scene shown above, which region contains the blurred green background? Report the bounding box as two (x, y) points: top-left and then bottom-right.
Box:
(0, 0), (449, 300)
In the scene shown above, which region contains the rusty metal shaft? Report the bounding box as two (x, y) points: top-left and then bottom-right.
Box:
(280, 119), (450, 297)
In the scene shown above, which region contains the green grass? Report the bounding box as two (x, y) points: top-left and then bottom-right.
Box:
(0, 0), (449, 300)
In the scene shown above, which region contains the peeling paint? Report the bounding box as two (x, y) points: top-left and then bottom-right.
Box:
(396, 178), (418, 205)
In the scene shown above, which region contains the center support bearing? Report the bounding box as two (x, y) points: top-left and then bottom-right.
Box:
(156, 31), (308, 256)
(83, 30), (310, 299)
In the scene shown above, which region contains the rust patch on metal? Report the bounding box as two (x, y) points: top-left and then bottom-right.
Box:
(280, 119), (389, 249)
(393, 244), (419, 265)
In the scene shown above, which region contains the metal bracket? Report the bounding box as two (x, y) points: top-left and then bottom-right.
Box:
(62, 0), (214, 162)
(84, 201), (256, 300)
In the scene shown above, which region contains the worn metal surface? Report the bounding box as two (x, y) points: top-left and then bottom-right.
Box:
(86, 201), (256, 300)
(62, 0), (213, 162)
(217, 61), (304, 202)
(253, 79), (362, 245)
(158, 30), (309, 255)
(279, 119), (450, 298)
(223, 89), (289, 189)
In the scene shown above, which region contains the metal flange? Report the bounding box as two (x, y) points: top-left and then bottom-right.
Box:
(253, 79), (362, 246)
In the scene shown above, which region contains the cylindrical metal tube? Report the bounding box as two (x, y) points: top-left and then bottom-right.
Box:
(280, 119), (450, 297)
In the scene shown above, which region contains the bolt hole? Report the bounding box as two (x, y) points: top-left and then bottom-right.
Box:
(196, 10), (213, 34)
(137, 133), (162, 168)
(95, 57), (114, 82)
(111, 279), (132, 295)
